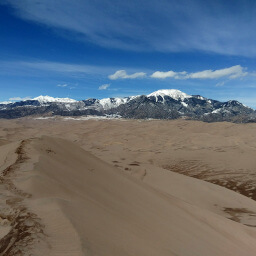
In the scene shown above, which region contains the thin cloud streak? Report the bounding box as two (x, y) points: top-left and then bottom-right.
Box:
(187, 65), (247, 79)
(98, 84), (110, 90)
(0, 60), (150, 79)
(19, 61), (112, 74)
(216, 81), (225, 87)
(0, 60), (117, 77)
(3, 0), (256, 56)
(57, 84), (68, 87)
(109, 70), (146, 80)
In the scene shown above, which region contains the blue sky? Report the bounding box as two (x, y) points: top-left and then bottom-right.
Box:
(0, 0), (256, 107)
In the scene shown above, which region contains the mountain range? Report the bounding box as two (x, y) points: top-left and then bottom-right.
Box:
(0, 89), (255, 122)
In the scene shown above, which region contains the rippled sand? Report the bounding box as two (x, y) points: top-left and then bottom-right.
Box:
(1, 117), (256, 255)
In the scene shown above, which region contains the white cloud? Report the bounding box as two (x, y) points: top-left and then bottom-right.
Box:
(57, 83), (68, 87)
(187, 65), (247, 79)
(109, 65), (249, 81)
(151, 71), (187, 79)
(98, 84), (110, 90)
(150, 65), (248, 80)
(109, 70), (146, 80)
(9, 97), (31, 101)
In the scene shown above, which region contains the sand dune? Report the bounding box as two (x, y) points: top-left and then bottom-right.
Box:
(1, 131), (256, 255)
(2, 118), (256, 201)
(1, 118), (256, 254)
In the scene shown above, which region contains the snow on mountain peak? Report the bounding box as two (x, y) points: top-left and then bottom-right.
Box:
(99, 97), (129, 110)
(33, 95), (77, 103)
(147, 89), (191, 101)
(99, 96), (139, 110)
(0, 101), (12, 104)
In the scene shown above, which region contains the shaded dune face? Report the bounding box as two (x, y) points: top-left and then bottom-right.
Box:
(1, 135), (256, 255)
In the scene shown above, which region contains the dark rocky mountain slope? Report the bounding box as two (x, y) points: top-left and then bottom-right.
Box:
(0, 90), (255, 122)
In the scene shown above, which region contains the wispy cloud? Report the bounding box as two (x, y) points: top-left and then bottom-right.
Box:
(19, 61), (112, 75)
(216, 81), (225, 87)
(187, 65), (247, 79)
(0, 60), (147, 81)
(109, 70), (146, 80)
(57, 83), (78, 89)
(3, 0), (256, 56)
(98, 84), (110, 90)
(57, 83), (68, 87)
(0, 60), (116, 78)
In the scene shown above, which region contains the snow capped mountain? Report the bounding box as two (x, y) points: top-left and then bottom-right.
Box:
(33, 95), (77, 103)
(0, 101), (12, 105)
(99, 97), (130, 110)
(147, 89), (191, 101)
(192, 95), (207, 101)
(0, 89), (255, 122)
(98, 96), (139, 110)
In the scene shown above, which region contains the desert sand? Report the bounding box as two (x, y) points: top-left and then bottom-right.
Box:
(1, 117), (256, 255)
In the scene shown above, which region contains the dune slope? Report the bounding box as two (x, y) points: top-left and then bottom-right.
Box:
(1, 136), (256, 255)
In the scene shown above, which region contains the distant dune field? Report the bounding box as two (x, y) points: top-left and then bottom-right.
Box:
(1, 118), (256, 255)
